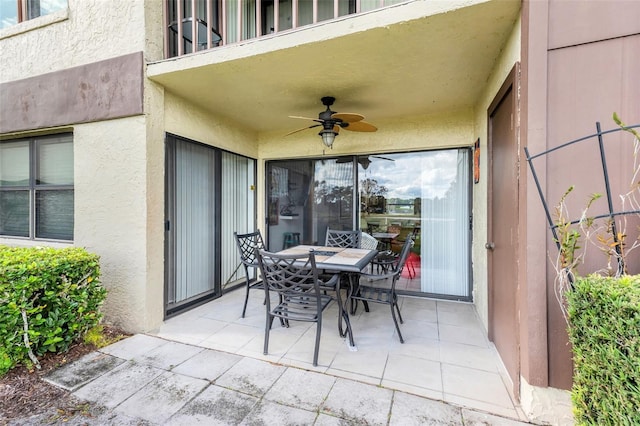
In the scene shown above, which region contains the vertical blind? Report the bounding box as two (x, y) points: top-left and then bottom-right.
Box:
(173, 139), (216, 302)
(420, 149), (470, 297)
(221, 152), (255, 288)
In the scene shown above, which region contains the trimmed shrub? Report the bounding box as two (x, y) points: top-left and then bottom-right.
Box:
(0, 245), (106, 375)
(567, 275), (640, 425)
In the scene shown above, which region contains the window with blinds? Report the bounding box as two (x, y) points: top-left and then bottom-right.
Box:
(0, 134), (74, 241)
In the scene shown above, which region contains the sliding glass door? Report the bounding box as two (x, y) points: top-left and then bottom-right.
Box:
(165, 135), (256, 316)
(358, 150), (472, 299)
(266, 159), (354, 250)
(266, 148), (472, 300)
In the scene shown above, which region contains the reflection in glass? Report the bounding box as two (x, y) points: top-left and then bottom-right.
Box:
(359, 149), (471, 298)
(28, 0), (67, 19)
(36, 190), (74, 240)
(37, 137), (73, 185)
(266, 148), (471, 299)
(0, 0), (18, 29)
(267, 158), (355, 250)
(0, 191), (30, 237)
(0, 141), (29, 187)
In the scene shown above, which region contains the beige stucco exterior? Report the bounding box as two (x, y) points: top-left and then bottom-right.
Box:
(5, 1), (637, 419)
(0, 0), (147, 78)
(0, 0), (163, 332)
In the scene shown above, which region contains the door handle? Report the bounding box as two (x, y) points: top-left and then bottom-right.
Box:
(485, 242), (495, 250)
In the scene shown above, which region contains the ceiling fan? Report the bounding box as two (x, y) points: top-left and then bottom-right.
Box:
(286, 96), (378, 148)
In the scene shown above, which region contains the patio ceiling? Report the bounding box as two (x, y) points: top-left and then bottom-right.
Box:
(147, 0), (521, 136)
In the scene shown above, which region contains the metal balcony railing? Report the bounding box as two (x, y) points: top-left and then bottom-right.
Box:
(164, 0), (400, 58)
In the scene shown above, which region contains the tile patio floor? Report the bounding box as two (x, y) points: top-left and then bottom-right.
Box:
(150, 286), (529, 423)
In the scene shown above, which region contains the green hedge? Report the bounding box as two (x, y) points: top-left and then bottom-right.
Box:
(0, 245), (106, 375)
(567, 275), (640, 425)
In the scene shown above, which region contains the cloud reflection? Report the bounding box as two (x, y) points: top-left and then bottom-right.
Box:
(362, 151), (460, 200)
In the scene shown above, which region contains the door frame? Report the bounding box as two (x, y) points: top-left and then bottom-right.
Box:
(487, 63), (521, 399)
(164, 134), (259, 319)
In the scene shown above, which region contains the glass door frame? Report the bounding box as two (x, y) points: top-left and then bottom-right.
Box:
(264, 148), (473, 301)
(164, 133), (258, 318)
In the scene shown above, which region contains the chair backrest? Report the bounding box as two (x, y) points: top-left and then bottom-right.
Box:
(387, 224), (402, 235)
(256, 249), (321, 298)
(391, 234), (414, 275)
(234, 230), (265, 267)
(360, 232), (379, 251)
(325, 228), (361, 248)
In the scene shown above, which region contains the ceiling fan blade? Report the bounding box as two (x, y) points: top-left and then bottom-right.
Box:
(284, 124), (321, 136)
(372, 155), (395, 161)
(289, 115), (322, 122)
(333, 125), (341, 133)
(332, 112), (364, 123)
(342, 121), (377, 132)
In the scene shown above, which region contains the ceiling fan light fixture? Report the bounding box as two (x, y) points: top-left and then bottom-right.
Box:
(319, 128), (337, 148)
(359, 156), (371, 169)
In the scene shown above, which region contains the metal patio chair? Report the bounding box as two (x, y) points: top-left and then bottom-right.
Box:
(350, 234), (414, 343)
(256, 249), (335, 366)
(359, 232), (380, 251)
(233, 230), (266, 318)
(325, 228), (361, 248)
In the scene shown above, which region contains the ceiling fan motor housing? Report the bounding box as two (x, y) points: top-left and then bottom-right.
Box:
(319, 96), (339, 124)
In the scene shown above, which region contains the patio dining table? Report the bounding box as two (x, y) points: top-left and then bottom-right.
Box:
(276, 245), (378, 348)
(372, 232), (399, 251)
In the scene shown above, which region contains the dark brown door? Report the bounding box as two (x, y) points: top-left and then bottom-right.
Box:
(488, 66), (520, 398)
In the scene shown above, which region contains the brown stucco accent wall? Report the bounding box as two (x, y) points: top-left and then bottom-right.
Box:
(519, 0), (551, 389)
(0, 52), (144, 134)
(523, 0), (640, 390)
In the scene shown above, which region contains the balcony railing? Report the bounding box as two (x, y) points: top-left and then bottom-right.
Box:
(164, 0), (402, 58)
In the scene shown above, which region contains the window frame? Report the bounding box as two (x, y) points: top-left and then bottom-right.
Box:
(0, 133), (74, 242)
(0, 0), (67, 29)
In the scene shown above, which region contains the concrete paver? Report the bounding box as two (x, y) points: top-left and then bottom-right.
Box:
(322, 378), (394, 425)
(390, 392), (463, 425)
(43, 351), (125, 391)
(132, 340), (204, 370)
(40, 334), (533, 425)
(171, 347), (242, 380)
(240, 400), (318, 425)
(214, 357), (286, 397)
(264, 368), (336, 411)
(462, 409), (532, 426)
(115, 371), (208, 423)
(165, 385), (258, 426)
(72, 361), (163, 409)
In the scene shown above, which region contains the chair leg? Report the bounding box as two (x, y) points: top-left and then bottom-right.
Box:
(349, 273), (369, 314)
(407, 258), (416, 279)
(242, 279), (250, 318)
(264, 315), (274, 355)
(338, 275), (355, 346)
(335, 283), (346, 338)
(393, 294), (404, 324)
(313, 317), (322, 366)
(390, 301), (404, 344)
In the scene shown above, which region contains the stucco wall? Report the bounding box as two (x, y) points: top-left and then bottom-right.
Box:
(164, 92), (259, 157)
(0, 0), (167, 333)
(472, 16), (522, 331)
(0, 117), (157, 332)
(0, 0), (146, 81)
(72, 117), (153, 332)
(259, 109), (475, 160)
